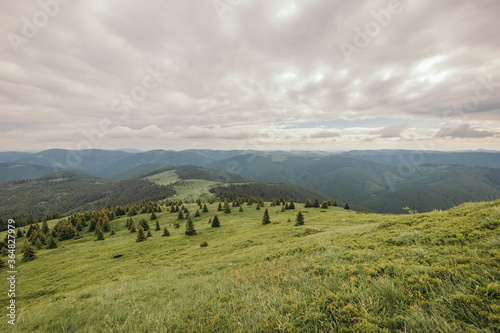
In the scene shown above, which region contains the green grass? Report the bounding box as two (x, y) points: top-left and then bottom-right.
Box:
(1, 200), (499, 332)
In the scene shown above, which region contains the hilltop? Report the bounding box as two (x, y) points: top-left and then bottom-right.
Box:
(1, 199), (499, 332)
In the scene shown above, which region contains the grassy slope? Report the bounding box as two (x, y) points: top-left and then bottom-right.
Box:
(1, 200), (499, 332)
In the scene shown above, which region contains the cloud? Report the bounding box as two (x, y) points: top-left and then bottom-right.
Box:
(309, 131), (341, 139)
(371, 123), (408, 138)
(434, 124), (496, 138)
(1, 0), (499, 151)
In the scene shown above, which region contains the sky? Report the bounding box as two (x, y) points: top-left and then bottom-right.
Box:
(1, 0), (499, 152)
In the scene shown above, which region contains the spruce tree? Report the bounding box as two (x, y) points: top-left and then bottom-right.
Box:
(147, 230), (152, 237)
(304, 199), (312, 208)
(239, 206), (244, 212)
(262, 208), (271, 225)
(174, 222), (180, 229)
(139, 218), (150, 231)
(223, 203), (231, 214)
(256, 204), (260, 210)
(22, 244), (36, 262)
(16, 228), (23, 238)
(313, 198), (320, 208)
(321, 201), (329, 209)
(185, 217), (197, 235)
(211, 215), (220, 228)
(42, 220), (49, 234)
(295, 210), (305, 226)
(130, 222), (136, 233)
(74, 231), (82, 239)
(136, 226), (147, 242)
(203, 204), (209, 213)
(194, 209), (201, 217)
(217, 202), (223, 211)
(344, 202), (350, 210)
(208, 217), (212, 224)
(177, 210), (184, 220)
(289, 200), (295, 209)
(35, 238), (43, 250)
(47, 236), (57, 249)
(332, 200), (338, 207)
(110, 228), (116, 235)
(151, 212), (157, 220)
(95, 228), (105, 241)
(155, 221), (160, 231)
(162, 227), (170, 237)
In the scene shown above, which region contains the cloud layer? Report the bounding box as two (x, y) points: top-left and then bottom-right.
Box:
(1, 0), (499, 151)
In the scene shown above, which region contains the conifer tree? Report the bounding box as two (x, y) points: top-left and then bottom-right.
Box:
(139, 218), (150, 231)
(344, 202), (350, 210)
(239, 206), (244, 212)
(102, 219), (111, 232)
(208, 217), (212, 224)
(147, 230), (152, 238)
(110, 228), (116, 235)
(194, 209), (201, 217)
(289, 200), (295, 209)
(151, 212), (157, 220)
(177, 210), (184, 220)
(287, 217), (291, 222)
(88, 219), (97, 232)
(174, 222), (180, 229)
(203, 204), (209, 213)
(223, 202), (231, 214)
(136, 226), (147, 242)
(162, 227), (170, 237)
(95, 228), (105, 241)
(74, 230), (82, 239)
(185, 217), (197, 235)
(313, 198), (320, 208)
(281, 206), (285, 212)
(35, 238), (43, 250)
(295, 210), (305, 226)
(22, 244), (36, 262)
(332, 200), (338, 207)
(321, 201), (329, 209)
(16, 228), (23, 238)
(47, 236), (57, 249)
(304, 199), (312, 208)
(262, 208), (271, 225)
(42, 220), (49, 234)
(217, 202), (223, 211)
(211, 215), (220, 228)
(155, 221), (160, 231)
(256, 204), (260, 210)
(130, 222), (136, 233)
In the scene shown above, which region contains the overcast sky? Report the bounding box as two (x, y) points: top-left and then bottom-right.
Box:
(1, 0), (499, 152)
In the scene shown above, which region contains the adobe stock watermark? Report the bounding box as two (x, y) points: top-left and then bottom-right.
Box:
(442, 74), (498, 123)
(58, 63), (169, 171)
(339, 0), (403, 63)
(7, 0), (72, 54)
(213, 0), (243, 21)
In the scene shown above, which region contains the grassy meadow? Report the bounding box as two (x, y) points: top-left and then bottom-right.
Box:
(1, 199), (499, 332)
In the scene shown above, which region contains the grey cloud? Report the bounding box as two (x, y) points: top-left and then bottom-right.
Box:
(309, 131), (341, 139)
(371, 123), (407, 138)
(434, 124), (496, 138)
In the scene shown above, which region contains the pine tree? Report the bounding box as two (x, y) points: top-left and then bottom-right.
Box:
(151, 212), (157, 220)
(22, 244), (36, 262)
(74, 230), (82, 239)
(211, 215), (220, 228)
(262, 208), (271, 225)
(155, 221), (160, 231)
(95, 228), (105, 241)
(102, 218), (111, 232)
(289, 200), (295, 209)
(321, 201), (329, 209)
(256, 204), (260, 210)
(344, 202), (350, 210)
(47, 236), (57, 249)
(16, 228), (23, 238)
(304, 199), (312, 208)
(217, 202), (223, 211)
(208, 217), (212, 224)
(295, 210), (305, 226)
(313, 198), (320, 208)
(203, 204), (209, 213)
(139, 218), (150, 231)
(162, 227), (170, 237)
(332, 200), (338, 207)
(223, 202), (231, 214)
(147, 230), (152, 237)
(287, 217), (291, 222)
(185, 217), (197, 236)
(177, 210), (184, 220)
(194, 210), (201, 217)
(130, 222), (136, 233)
(136, 226), (147, 242)
(35, 238), (43, 250)
(239, 206), (244, 212)
(174, 222), (180, 229)
(42, 220), (49, 234)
